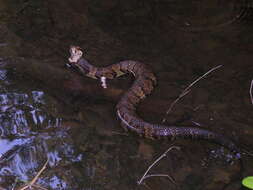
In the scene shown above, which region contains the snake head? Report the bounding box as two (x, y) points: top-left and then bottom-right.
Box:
(68, 45), (83, 63)
(67, 45), (94, 76)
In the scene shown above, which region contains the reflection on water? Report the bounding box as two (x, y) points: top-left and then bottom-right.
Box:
(0, 70), (7, 81)
(0, 90), (61, 135)
(0, 68), (82, 189)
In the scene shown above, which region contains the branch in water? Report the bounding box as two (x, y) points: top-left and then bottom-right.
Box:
(162, 65), (223, 123)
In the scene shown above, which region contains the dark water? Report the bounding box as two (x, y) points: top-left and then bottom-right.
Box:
(0, 0), (253, 190)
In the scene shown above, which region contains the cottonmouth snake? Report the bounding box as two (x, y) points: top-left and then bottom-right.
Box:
(67, 46), (240, 158)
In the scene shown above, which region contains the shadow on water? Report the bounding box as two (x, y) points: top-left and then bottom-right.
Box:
(0, 0), (253, 189)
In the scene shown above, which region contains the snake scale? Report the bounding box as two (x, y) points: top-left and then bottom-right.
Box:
(68, 46), (240, 158)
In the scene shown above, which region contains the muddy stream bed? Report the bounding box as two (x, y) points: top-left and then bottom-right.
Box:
(0, 0), (253, 189)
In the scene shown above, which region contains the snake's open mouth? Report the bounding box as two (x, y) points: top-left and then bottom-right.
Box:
(66, 46), (83, 68)
(69, 46), (83, 62)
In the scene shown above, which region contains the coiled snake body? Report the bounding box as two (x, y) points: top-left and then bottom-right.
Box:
(68, 46), (240, 158)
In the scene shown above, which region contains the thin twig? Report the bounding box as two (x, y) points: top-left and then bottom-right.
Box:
(29, 159), (49, 186)
(17, 159), (49, 190)
(162, 65), (223, 123)
(11, 178), (18, 190)
(242, 148), (253, 157)
(250, 79), (253, 105)
(137, 146), (180, 185)
(162, 90), (190, 123)
(184, 65), (223, 92)
(142, 183), (152, 190)
(140, 174), (176, 184)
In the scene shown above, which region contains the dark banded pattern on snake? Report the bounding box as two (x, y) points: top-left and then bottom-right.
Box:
(68, 46), (240, 158)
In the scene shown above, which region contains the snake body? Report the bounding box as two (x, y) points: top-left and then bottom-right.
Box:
(68, 46), (240, 158)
